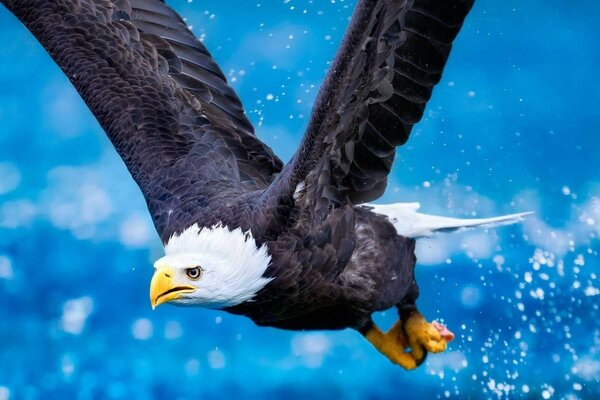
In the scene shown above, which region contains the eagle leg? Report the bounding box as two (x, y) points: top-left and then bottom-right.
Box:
(362, 310), (454, 370)
(363, 320), (418, 370)
(403, 310), (454, 363)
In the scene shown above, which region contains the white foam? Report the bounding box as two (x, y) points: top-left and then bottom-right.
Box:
(207, 349), (226, 369)
(0, 386), (9, 400)
(61, 297), (94, 335)
(0, 256), (13, 280)
(119, 213), (152, 247)
(131, 318), (153, 340)
(291, 332), (331, 368)
(0, 162), (21, 195)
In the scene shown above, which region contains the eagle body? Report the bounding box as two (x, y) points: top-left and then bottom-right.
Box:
(2, 0), (528, 368)
(228, 206), (418, 331)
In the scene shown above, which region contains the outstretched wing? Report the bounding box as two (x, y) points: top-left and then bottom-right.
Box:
(276, 0), (474, 214)
(1, 0), (283, 240)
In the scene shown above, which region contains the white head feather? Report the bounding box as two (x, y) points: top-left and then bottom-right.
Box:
(154, 224), (273, 309)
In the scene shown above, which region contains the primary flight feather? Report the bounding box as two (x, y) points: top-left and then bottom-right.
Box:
(1, 0), (528, 369)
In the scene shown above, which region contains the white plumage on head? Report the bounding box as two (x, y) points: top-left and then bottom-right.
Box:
(155, 224), (273, 309)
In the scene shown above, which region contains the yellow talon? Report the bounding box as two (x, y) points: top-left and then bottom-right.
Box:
(364, 321), (418, 370)
(363, 310), (454, 369)
(404, 311), (447, 361)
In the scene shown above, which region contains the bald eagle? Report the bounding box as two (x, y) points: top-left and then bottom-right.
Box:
(1, 0), (529, 369)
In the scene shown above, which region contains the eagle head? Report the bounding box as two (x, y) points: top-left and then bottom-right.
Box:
(149, 224), (273, 310)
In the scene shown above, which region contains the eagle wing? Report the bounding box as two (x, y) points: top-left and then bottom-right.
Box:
(275, 0), (474, 217)
(1, 0), (283, 241)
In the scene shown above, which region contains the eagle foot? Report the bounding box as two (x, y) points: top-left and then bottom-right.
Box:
(363, 311), (454, 370)
(403, 310), (454, 362)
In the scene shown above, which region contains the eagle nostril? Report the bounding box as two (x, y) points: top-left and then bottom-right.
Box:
(164, 273), (171, 278)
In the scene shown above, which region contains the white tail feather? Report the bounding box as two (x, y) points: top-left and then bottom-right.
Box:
(367, 202), (532, 239)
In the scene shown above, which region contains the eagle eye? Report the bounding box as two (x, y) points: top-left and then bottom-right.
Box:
(186, 266), (203, 280)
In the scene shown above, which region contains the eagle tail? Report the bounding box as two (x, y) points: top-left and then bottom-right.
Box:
(366, 202), (532, 239)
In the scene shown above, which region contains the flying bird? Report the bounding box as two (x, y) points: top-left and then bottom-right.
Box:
(1, 0), (528, 369)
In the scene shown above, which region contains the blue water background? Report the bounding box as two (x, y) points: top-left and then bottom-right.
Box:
(0, 0), (599, 398)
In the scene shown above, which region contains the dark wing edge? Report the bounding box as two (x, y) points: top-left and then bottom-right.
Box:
(1, 0), (283, 238)
(128, 0), (283, 174)
(130, 0), (254, 136)
(269, 0), (474, 211)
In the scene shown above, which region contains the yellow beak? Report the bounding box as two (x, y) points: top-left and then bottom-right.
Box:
(150, 266), (196, 309)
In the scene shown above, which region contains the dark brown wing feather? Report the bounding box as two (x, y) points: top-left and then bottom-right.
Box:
(274, 0), (474, 212)
(1, 0), (283, 241)
(232, 0), (474, 326)
(128, 0), (254, 134)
